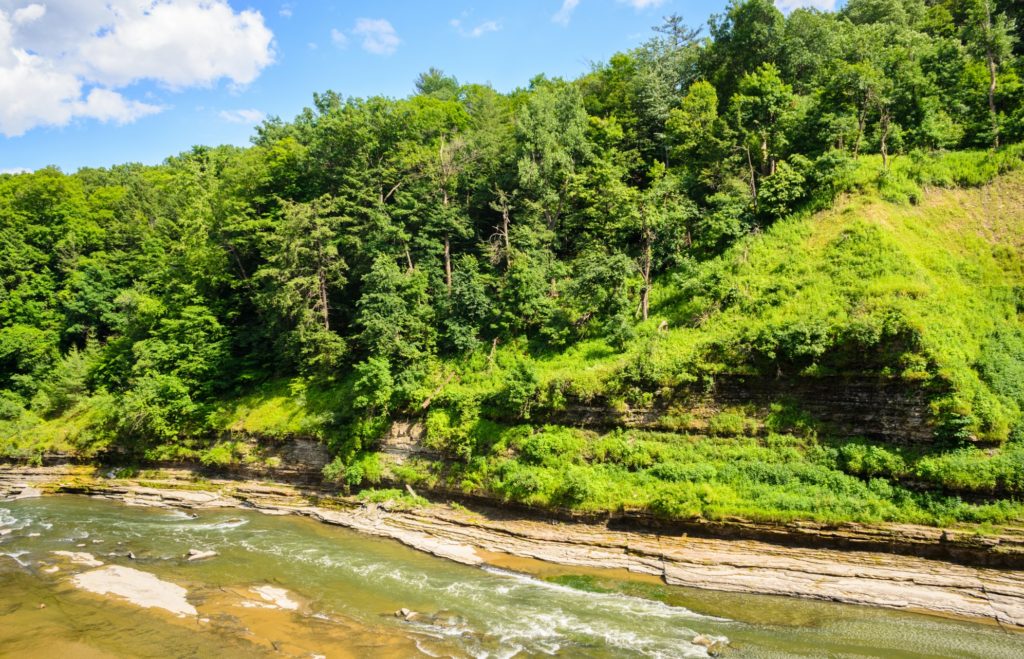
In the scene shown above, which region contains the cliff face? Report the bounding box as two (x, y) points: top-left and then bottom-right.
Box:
(520, 375), (937, 444)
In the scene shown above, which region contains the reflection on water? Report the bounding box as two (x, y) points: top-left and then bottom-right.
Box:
(1, 496), (1022, 658)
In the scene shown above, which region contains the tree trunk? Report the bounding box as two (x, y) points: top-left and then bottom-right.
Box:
(442, 184), (453, 292)
(640, 230), (652, 322)
(988, 51), (1000, 148)
(317, 268), (330, 331)
(854, 101), (868, 159)
(744, 145), (758, 210)
(444, 236), (452, 292)
(880, 109), (891, 170)
(501, 200), (512, 267)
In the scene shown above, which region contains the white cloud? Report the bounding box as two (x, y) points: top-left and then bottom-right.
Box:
(279, 4), (293, 18)
(77, 2), (274, 88)
(353, 17), (399, 55)
(1, 167), (29, 174)
(330, 27), (348, 48)
(0, 1), (275, 137)
(451, 18), (501, 38)
(618, 0), (665, 8)
(76, 87), (161, 124)
(219, 108), (265, 124)
(552, 0), (580, 26)
(774, 0), (837, 12)
(12, 3), (44, 25)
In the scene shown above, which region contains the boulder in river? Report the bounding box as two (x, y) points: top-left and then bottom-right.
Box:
(692, 633), (729, 656)
(394, 607), (419, 621)
(185, 549), (218, 561)
(14, 486), (42, 500)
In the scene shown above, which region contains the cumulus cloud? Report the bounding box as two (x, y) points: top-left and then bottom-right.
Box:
(552, 0), (579, 26)
(76, 88), (162, 124)
(12, 3), (43, 24)
(330, 27), (348, 48)
(774, 0), (837, 12)
(0, 1), (275, 137)
(353, 18), (399, 55)
(1, 167), (29, 174)
(77, 2), (274, 88)
(451, 18), (501, 38)
(219, 108), (265, 124)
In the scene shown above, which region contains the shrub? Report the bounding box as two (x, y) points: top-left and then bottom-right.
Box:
(494, 360), (540, 419)
(707, 410), (754, 437)
(648, 462), (717, 483)
(838, 442), (908, 478)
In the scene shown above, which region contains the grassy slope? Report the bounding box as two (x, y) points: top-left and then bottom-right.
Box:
(6, 151), (1024, 526)
(219, 154), (1024, 526)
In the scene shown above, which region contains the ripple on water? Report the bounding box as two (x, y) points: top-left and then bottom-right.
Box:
(182, 518), (249, 531)
(2, 550), (30, 567)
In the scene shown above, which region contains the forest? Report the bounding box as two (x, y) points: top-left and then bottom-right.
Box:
(3, 0), (1024, 525)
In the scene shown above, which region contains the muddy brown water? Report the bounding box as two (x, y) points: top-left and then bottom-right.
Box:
(1, 496), (1023, 658)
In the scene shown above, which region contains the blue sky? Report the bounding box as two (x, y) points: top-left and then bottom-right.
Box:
(0, 1), (837, 173)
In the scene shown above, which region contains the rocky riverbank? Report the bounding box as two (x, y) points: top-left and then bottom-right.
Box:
(4, 463), (1024, 629)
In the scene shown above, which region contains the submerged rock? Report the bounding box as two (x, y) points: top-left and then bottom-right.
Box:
(692, 633), (729, 656)
(72, 565), (197, 616)
(13, 486), (42, 500)
(250, 585), (300, 611)
(51, 551), (104, 567)
(185, 549), (218, 561)
(395, 607), (419, 621)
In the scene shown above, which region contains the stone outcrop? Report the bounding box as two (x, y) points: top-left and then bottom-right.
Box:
(379, 420), (435, 463)
(205, 436), (330, 481)
(535, 375), (938, 444)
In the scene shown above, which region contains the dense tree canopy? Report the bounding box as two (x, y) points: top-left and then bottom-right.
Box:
(0, 0), (1021, 452)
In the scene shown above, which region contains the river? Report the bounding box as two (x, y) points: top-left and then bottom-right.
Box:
(1, 496), (1022, 658)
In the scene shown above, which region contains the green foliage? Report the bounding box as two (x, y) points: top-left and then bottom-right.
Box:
(323, 452), (384, 489)
(199, 441), (247, 467)
(707, 410), (757, 437)
(355, 487), (428, 509)
(492, 359), (540, 419)
(3, 4), (1024, 534)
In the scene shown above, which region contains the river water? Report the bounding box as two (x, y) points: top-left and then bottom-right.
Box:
(1, 496), (1022, 658)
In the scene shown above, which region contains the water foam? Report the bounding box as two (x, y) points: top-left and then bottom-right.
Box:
(481, 566), (727, 622)
(2, 550), (30, 567)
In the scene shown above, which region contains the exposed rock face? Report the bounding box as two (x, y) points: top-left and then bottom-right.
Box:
(537, 375), (937, 444)
(380, 420), (435, 463)
(216, 436), (331, 481)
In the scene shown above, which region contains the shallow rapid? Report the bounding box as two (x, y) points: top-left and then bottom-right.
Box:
(1, 496), (1022, 658)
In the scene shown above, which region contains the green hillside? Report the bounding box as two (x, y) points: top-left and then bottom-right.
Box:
(4, 1), (1024, 527)
(13, 152), (1024, 527)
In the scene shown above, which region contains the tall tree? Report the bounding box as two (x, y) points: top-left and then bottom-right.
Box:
(257, 195), (347, 372)
(963, 0), (1016, 147)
